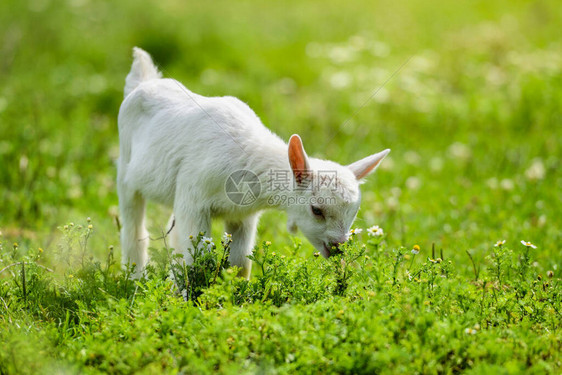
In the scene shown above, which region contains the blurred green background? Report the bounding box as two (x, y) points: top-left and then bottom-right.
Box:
(1, 0), (560, 273)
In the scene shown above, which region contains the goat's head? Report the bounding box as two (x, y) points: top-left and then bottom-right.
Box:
(285, 134), (389, 257)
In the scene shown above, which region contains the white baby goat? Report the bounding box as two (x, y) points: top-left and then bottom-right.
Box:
(118, 47), (389, 278)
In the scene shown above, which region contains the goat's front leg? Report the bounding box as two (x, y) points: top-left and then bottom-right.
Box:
(225, 213), (260, 279)
(171, 207), (212, 265)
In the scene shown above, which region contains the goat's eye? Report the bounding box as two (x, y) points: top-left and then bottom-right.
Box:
(311, 205), (324, 218)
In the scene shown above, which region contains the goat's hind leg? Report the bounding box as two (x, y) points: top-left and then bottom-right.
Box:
(119, 187), (149, 278)
(226, 213), (260, 279)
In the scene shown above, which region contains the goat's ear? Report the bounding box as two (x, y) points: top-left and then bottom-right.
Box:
(288, 134), (311, 186)
(348, 149), (390, 180)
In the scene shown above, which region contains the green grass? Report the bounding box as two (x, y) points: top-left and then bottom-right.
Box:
(1, 0), (561, 373)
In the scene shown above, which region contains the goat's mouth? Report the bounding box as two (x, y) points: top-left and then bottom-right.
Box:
(321, 243), (331, 258)
(321, 243), (343, 258)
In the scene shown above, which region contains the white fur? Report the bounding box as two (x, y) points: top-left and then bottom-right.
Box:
(117, 47), (390, 278)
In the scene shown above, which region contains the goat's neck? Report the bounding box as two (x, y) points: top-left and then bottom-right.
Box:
(247, 142), (295, 211)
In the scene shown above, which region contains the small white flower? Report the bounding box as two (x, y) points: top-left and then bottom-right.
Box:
(222, 232), (232, 241)
(347, 228), (363, 236)
(429, 157), (444, 172)
(464, 328), (477, 335)
(411, 245), (420, 255)
(525, 159), (545, 181)
(405, 176), (421, 190)
(202, 236), (214, 247)
(328, 46), (356, 64)
(386, 196), (400, 211)
(494, 240), (506, 247)
(448, 142), (471, 161)
(404, 150), (421, 165)
(367, 225), (384, 237)
(520, 240), (537, 249)
(500, 179), (514, 191)
(329, 71), (352, 89)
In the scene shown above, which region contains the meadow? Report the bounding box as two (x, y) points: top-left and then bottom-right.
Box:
(1, 0), (561, 373)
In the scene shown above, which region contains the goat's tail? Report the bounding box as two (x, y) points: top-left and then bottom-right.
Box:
(124, 47), (162, 97)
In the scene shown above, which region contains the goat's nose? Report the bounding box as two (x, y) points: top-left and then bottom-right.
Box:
(335, 236), (348, 246)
